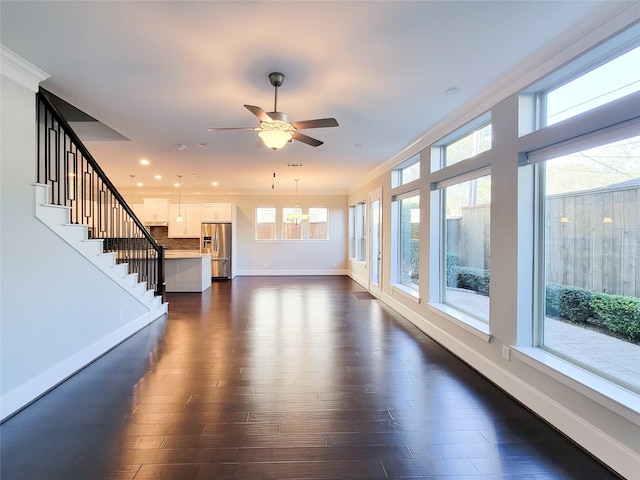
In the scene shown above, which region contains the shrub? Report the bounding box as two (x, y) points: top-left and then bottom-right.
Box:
(590, 293), (640, 342)
(456, 266), (490, 296)
(545, 284), (596, 323)
(446, 252), (460, 288)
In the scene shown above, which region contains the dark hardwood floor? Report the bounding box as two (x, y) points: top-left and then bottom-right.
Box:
(1, 276), (619, 479)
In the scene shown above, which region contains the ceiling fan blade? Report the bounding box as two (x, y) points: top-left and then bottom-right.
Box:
(207, 127), (257, 131)
(292, 131), (323, 147)
(291, 118), (339, 130)
(244, 105), (274, 122)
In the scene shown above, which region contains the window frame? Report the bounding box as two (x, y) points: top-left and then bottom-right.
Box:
(530, 124), (640, 393)
(390, 189), (420, 298)
(392, 153), (421, 188)
(308, 206), (329, 240)
(348, 204), (356, 258)
(437, 168), (492, 324)
(255, 206), (277, 240)
(431, 112), (492, 172)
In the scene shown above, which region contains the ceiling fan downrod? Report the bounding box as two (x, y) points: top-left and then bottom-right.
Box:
(269, 72), (285, 113)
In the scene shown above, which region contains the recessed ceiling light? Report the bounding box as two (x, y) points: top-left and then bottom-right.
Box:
(154, 175), (162, 180)
(139, 159), (150, 166)
(176, 144), (186, 150)
(445, 87), (460, 96)
(354, 144), (363, 149)
(212, 181), (219, 187)
(197, 143), (208, 148)
(136, 182), (143, 187)
(173, 182), (180, 187)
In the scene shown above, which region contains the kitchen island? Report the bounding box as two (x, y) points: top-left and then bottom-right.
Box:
(164, 251), (212, 292)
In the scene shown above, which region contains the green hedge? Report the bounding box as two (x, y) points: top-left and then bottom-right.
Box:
(445, 253), (490, 297)
(546, 283), (640, 342)
(446, 262), (640, 342)
(545, 284), (594, 323)
(590, 293), (640, 341)
(456, 267), (490, 296)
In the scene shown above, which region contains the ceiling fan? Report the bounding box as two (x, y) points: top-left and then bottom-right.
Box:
(208, 72), (339, 150)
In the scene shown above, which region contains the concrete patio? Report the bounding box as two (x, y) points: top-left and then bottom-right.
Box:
(446, 289), (639, 389)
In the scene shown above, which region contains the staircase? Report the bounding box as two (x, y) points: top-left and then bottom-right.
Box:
(35, 183), (167, 320)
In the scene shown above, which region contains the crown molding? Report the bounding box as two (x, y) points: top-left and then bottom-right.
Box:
(1, 44), (49, 91)
(349, 1), (640, 195)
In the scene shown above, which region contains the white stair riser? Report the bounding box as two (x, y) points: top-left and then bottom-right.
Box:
(34, 184), (167, 317)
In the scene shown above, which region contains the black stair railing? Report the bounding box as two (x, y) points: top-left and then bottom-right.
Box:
(36, 88), (165, 301)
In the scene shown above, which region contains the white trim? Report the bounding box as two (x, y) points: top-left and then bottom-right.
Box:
(427, 302), (491, 341)
(0, 44), (49, 91)
(434, 165), (492, 189)
(237, 269), (348, 276)
(348, 1), (639, 195)
(390, 283), (420, 304)
(512, 347), (640, 422)
(526, 115), (640, 163)
(347, 270), (368, 290)
(0, 313), (154, 421)
(378, 290), (638, 479)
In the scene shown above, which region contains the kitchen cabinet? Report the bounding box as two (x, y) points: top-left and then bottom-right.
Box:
(143, 198), (169, 224)
(164, 252), (212, 292)
(168, 204), (201, 237)
(130, 203), (145, 220)
(201, 203), (233, 222)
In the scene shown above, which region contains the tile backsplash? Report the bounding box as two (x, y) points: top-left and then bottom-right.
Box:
(149, 226), (199, 251)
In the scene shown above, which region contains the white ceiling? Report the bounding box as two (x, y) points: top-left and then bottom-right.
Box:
(1, 1), (609, 196)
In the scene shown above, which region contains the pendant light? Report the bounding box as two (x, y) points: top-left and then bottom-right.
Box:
(285, 178), (309, 225)
(176, 175), (184, 223)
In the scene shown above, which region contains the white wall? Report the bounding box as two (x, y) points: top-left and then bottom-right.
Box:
(0, 51), (156, 420)
(347, 6), (640, 478)
(126, 193), (349, 276)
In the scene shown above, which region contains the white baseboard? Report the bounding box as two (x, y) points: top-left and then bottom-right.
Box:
(378, 291), (639, 479)
(0, 313), (153, 422)
(346, 271), (368, 289)
(237, 269), (348, 276)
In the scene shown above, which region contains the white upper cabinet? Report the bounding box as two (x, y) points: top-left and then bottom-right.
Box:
(168, 204), (201, 237)
(143, 198), (169, 224)
(201, 203), (233, 223)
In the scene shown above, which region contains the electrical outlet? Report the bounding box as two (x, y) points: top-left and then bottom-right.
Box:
(502, 346), (511, 361)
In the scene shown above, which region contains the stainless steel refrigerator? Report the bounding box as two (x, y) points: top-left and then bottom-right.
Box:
(201, 223), (231, 279)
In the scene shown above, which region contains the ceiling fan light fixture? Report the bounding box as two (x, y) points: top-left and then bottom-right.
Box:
(258, 130), (292, 150)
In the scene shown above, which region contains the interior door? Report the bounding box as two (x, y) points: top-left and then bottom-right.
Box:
(369, 187), (382, 297)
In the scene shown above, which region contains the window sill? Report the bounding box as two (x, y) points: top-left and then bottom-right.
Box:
(427, 302), (491, 342)
(254, 239), (329, 244)
(391, 283), (420, 304)
(349, 258), (366, 267)
(512, 347), (640, 423)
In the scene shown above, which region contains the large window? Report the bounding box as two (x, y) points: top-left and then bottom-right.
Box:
(255, 207), (276, 240)
(431, 114), (492, 172)
(348, 205), (356, 258)
(441, 174), (491, 322)
(444, 124), (492, 167)
(393, 192), (420, 291)
(534, 132), (640, 389)
(282, 207), (303, 240)
(392, 153), (420, 187)
(356, 201), (366, 262)
(308, 207), (328, 240)
(545, 45), (640, 126)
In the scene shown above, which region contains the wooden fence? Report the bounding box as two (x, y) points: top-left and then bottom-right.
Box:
(546, 184), (639, 298)
(447, 184), (639, 298)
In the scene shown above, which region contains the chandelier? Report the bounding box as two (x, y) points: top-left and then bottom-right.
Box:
(285, 179), (309, 224)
